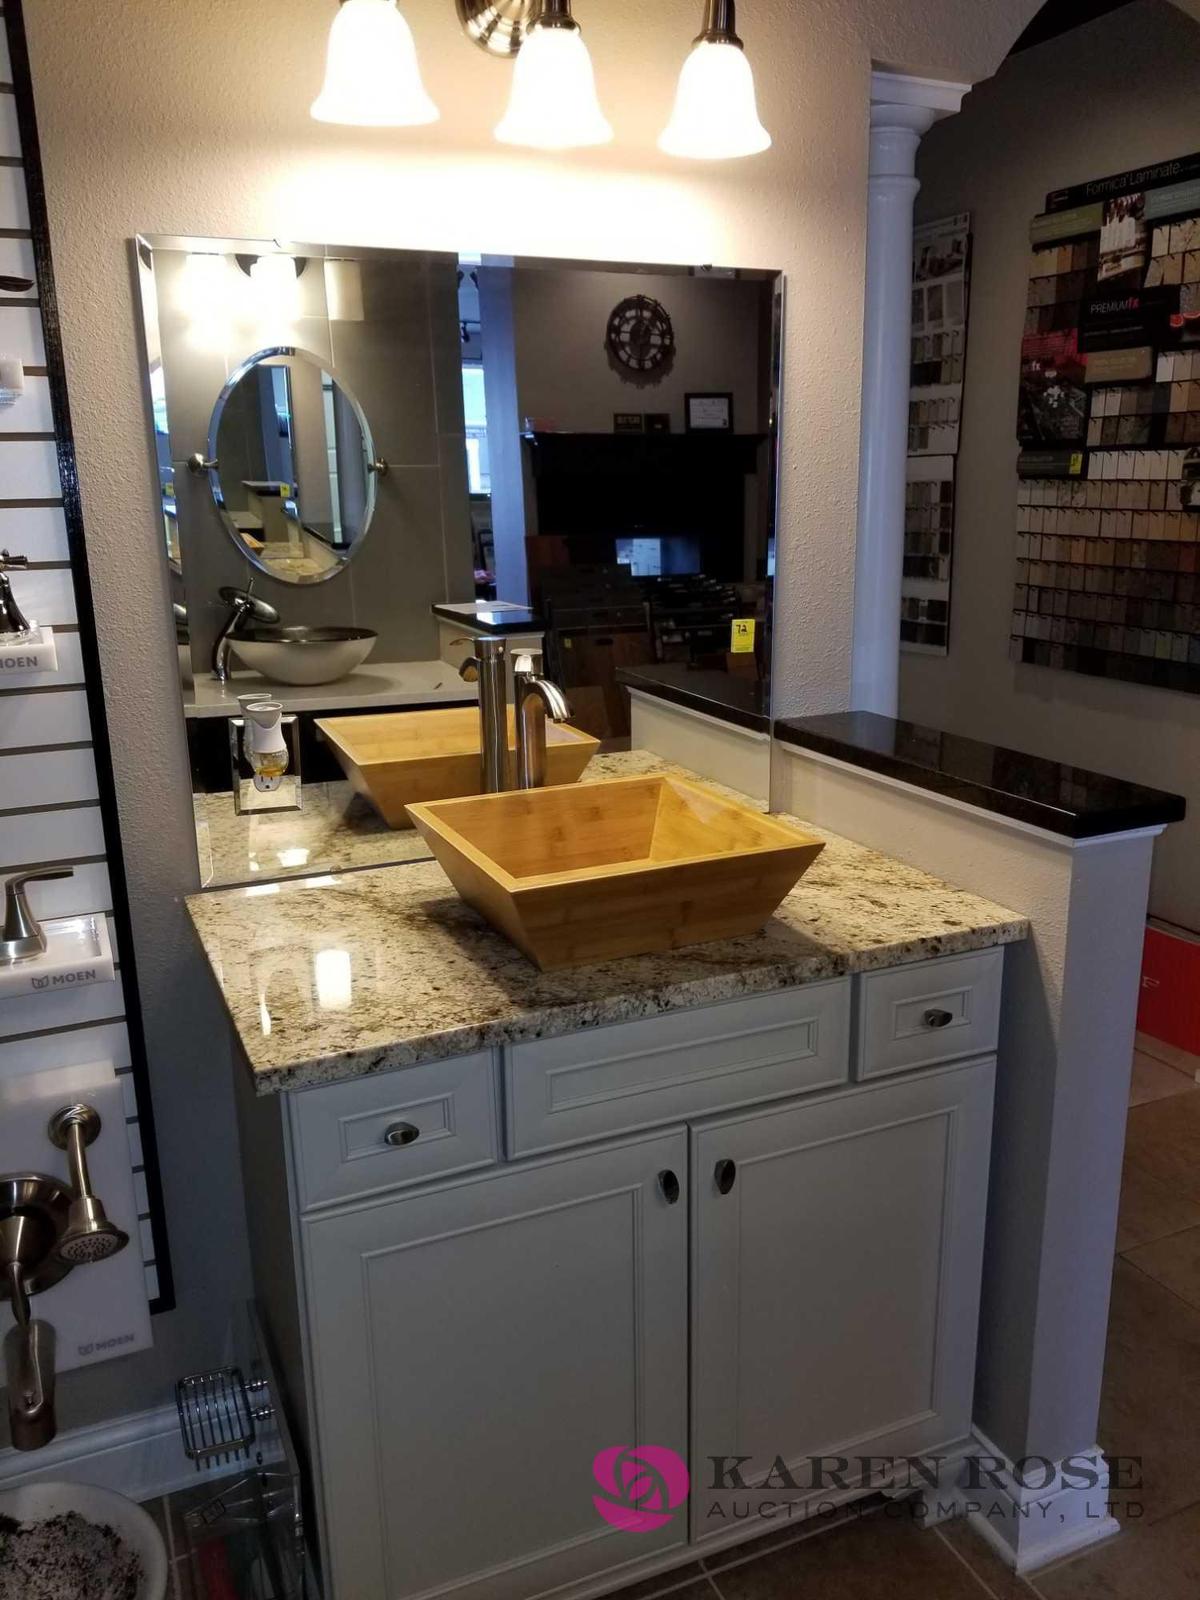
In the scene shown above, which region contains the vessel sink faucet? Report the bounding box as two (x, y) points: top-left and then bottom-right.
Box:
(513, 652), (572, 790)
(212, 581), (279, 683)
(457, 636), (509, 794)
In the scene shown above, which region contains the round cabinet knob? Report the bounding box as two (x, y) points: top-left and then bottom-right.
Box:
(657, 1169), (681, 1206)
(714, 1159), (737, 1196)
(923, 1009), (955, 1030)
(383, 1122), (421, 1148)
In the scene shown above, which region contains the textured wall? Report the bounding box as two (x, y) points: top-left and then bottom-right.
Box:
(903, 0), (1200, 931)
(18, 0), (1102, 1432)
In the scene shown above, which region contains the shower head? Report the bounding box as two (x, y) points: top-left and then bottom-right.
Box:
(47, 1105), (129, 1268)
(56, 1194), (129, 1265)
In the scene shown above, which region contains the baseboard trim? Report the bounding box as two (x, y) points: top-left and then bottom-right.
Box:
(0, 1401), (209, 1502)
(955, 1429), (1120, 1574)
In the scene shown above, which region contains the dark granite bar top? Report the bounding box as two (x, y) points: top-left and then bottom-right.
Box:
(431, 602), (543, 636)
(773, 711), (1186, 839)
(618, 663), (770, 733)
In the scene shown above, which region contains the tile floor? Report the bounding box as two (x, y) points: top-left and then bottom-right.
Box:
(146, 1037), (1200, 1600)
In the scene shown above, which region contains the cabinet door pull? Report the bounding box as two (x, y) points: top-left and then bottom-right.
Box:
(714, 1159), (737, 1196)
(923, 1008), (955, 1029)
(384, 1121), (421, 1148)
(657, 1169), (681, 1205)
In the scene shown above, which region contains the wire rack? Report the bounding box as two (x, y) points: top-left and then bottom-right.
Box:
(176, 1365), (264, 1470)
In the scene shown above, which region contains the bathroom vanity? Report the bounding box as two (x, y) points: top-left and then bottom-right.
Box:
(188, 753), (1026, 1600)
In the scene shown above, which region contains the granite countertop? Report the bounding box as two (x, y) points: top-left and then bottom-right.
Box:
(194, 783), (433, 889)
(187, 751), (1028, 1096)
(183, 659), (475, 720)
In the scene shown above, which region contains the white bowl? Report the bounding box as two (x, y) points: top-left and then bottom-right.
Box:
(232, 625), (378, 686)
(0, 1480), (169, 1600)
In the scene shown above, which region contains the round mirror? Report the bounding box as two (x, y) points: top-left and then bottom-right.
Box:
(207, 347), (378, 585)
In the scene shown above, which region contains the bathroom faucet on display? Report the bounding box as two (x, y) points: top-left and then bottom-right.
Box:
(0, 1106), (128, 1450)
(513, 651), (572, 790)
(212, 580), (280, 682)
(1, 869), (74, 964)
(0, 548), (32, 638)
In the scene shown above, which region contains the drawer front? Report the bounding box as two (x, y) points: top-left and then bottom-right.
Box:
(856, 949), (1003, 1081)
(506, 981), (851, 1156)
(290, 1051), (500, 1209)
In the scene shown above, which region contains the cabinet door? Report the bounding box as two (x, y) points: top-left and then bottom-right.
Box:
(690, 1057), (995, 1537)
(304, 1130), (689, 1600)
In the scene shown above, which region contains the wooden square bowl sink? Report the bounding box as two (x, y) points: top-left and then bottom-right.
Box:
(407, 774), (826, 970)
(316, 708), (600, 828)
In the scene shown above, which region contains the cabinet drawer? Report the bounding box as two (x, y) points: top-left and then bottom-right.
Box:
(290, 1051), (500, 1209)
(855, 949), (1003, 1081)
(506, 981), (851, 1156)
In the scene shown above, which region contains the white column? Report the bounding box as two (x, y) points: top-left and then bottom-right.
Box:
(851, 72), (969, 715)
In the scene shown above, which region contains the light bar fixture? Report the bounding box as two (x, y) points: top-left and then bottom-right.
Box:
(311, 0), (440, 127)
(493, 0), (612, 151)
(659, 0), (772, 161)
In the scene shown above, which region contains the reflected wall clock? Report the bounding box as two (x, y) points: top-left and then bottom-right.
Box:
(606, 295), (676, 375)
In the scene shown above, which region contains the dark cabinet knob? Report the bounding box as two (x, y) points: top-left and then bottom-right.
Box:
(923, 1009), (955, 1029)
(657, 1169), (681, 1205)
(384, 1122), (421, 1148)
(714, 1159), (737, 1196)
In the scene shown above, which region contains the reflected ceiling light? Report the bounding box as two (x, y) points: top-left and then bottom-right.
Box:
(659, 0), (771, 161)
(248, 254), (304, 322)
(324, 258), (365, 322)
(494, 0), (612, 151)
(311, 0), (440, 127)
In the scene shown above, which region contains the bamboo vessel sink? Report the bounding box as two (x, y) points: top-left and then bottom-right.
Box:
(316, 708), (600, 829)
(407, 774), (826, 970)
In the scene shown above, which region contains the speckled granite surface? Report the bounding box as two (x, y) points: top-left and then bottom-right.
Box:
(187, 751), (1027, 1095)
(194, 783), (432, 888)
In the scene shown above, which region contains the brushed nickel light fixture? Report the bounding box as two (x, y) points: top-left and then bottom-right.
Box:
(493, 0), (612, 150)
(455, 0), (538, 58)
(659, 0), (771, 160)
(311, 0), (440, 126)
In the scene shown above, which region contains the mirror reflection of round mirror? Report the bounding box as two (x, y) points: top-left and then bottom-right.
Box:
(207, 347), (377, 585)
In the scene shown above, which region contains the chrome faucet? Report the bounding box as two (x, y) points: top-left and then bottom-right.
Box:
(212, 582), (279, 683)
(457, 636), (509, 793)
(513, 651), (572, 790)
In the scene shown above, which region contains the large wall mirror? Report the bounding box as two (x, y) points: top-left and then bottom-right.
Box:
(134, 237), (783, 890)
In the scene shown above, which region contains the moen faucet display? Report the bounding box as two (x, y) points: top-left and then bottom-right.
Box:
(1, 1105), (130, 1450)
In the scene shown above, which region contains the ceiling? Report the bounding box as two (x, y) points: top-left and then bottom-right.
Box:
(1010, 0), (1138, 52)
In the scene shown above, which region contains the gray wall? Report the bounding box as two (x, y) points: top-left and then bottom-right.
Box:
(510, 269), (770, 435)
(902, 0), (1200, 931)
(153, 247), (474, 673)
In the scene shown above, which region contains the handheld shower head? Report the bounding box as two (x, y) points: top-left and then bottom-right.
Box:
(47, 1106), (129, 1267)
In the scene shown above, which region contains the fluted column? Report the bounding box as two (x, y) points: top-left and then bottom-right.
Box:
(851, 72), (968, 714)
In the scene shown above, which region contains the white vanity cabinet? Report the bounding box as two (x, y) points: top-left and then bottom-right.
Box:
(236, 946), (1004, 1600)
(302, 1130), (689, 1600)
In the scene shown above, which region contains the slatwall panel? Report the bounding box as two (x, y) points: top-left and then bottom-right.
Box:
(0, 2), (172, 1310)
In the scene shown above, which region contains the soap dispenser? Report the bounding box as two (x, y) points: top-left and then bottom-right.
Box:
(243, 700), (290, 792)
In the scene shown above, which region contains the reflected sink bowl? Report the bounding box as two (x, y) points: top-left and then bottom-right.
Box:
(316, 707), (600, 828)
(232, 626), (377, 686)
(407, 774), (825, 970)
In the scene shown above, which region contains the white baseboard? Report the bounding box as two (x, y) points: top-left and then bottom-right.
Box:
(0, 1402), (212, 1502)
(941, 1430), (1121, 1573)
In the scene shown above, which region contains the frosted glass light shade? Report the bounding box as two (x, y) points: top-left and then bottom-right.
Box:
(494, 23), (613, 150)
(659, 39), (771, 159)
(249, 255), (302, 321)
(311, 0), (440, 127)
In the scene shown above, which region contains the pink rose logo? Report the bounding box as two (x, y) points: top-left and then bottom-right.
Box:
(592, 1445), (690, 1532)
